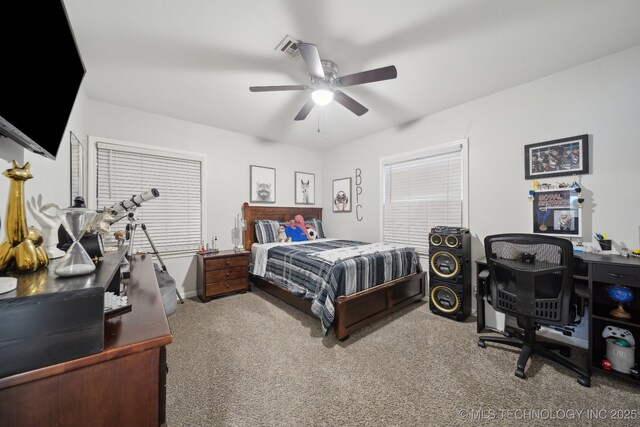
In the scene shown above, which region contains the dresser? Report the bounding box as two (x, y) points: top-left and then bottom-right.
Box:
(197, 250), (250, 302)
(0, 254), (172, 426)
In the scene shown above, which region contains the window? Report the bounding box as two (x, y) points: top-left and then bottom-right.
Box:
(91, 139), (204, 255)
(381, 141), (467, 255)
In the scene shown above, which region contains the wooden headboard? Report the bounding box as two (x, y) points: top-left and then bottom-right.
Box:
(243, 206), (323, 251)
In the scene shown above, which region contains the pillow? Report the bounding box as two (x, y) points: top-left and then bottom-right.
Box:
(285, 225), (308, 242)
(305, 218), (326, 238)
(254, 220), (281, 244)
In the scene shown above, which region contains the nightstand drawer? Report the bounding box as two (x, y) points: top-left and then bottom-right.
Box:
(592, 264), (640, 287)
(206, 266), (247, 283)
(206, 256), (248, 271)
(206, 278), (247, 295)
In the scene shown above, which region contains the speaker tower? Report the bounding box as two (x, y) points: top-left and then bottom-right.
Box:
(428, 226), (471, 321)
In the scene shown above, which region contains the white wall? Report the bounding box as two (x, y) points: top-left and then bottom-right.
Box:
(321, 45), (640, 260)
(0, 84), (88, 239)
(87, 100), (323, 297)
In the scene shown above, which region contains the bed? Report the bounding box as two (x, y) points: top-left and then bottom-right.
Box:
(244, 206), (426, 340)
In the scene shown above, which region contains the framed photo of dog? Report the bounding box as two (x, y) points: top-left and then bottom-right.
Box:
(333, 177), (352, 212)
(250, 165), (276, 203)
(295, 171), (315, 205)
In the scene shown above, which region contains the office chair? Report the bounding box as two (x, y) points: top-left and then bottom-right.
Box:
(478, 234), (591, 387)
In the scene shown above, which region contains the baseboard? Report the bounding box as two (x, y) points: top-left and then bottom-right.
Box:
(181, 290), (198, 299)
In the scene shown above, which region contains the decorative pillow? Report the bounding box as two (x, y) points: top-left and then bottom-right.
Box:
(285, 225), (308, 242)
(305, 218), (326, 238)
(254, 220), (281, 244)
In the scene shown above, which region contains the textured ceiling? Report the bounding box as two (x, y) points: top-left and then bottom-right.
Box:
(65, 0), (640, 149)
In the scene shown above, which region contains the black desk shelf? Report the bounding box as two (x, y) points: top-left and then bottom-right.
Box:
(476, 252), (640, 386)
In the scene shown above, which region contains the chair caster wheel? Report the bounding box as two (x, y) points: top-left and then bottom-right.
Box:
(515, 368), (526, 379)
(560, 349), (571, 358)
(577, 377), (591, 387)
(477, 340), (486, 348)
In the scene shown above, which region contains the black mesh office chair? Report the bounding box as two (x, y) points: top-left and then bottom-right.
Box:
(478, 234), (591, 387)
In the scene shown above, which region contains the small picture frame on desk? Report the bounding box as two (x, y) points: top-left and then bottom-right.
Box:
(532, 188), (581, 237)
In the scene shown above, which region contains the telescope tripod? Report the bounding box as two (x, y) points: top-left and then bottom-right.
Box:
(125, 213), (184, 304)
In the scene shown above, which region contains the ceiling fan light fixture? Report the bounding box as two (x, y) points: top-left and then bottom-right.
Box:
(311, 89), (333, 106)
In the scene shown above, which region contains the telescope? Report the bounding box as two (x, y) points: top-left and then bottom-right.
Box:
(109, 188), (159, 217)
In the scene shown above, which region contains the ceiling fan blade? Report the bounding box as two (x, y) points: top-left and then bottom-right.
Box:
(294, 98), (316, 121)
(249, 85), (308, 92)
(333, 90), (368, 116)
(336, 65), (397, 87)
(297, 43), (325, 79)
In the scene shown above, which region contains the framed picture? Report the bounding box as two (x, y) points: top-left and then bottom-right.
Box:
(250, 165), (276, 203)
(332, 177), (352, 212)
(524, 134), (589, 179)
(295, 171), (315, 205)
(532, 188), (581, 237)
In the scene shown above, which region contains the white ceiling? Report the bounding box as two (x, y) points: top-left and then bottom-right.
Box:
(65, 0), (640, 149)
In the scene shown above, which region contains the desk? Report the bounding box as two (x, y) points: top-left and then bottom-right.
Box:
(0, 254), (172, 426)
(476, 252), (640, 385)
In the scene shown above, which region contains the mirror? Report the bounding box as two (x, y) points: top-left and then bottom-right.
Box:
(69, 131), (87, 204)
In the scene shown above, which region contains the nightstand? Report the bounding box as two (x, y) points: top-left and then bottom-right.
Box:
(196, 250), (250, 302)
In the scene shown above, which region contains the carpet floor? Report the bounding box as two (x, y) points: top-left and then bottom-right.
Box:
(166, 288), (639, 426)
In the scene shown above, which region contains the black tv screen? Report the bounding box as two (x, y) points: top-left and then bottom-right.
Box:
(0, 1), (85, 159)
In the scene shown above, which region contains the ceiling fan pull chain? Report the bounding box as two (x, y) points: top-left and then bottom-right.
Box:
(325, 105), (329, 139)
(317, 107), (321, 133)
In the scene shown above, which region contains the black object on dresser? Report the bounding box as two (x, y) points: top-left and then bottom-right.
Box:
(0, 247), (128, 379)
(197, 250), (250, 302)
(428, 226), (471, 320)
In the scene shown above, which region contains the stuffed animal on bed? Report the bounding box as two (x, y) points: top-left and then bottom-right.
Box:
(285, 215), (317, 241)
(276, 226), (289, 243)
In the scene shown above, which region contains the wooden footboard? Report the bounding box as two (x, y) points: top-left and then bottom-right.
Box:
(334, 272), (426, 340)
(250, 271), (427, 340)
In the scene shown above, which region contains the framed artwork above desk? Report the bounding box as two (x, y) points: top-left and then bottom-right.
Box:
(532, 188), (581, 237)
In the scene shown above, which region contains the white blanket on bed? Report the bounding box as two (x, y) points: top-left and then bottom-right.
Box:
(251, 238), (337, 277)
(307, 242), (414, 265)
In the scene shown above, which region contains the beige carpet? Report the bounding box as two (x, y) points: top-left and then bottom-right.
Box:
(166, 288), (639, 426)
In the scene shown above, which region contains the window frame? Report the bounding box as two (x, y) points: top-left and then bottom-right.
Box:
(87, 136), (207, 259)
(379, 139), (469, 254)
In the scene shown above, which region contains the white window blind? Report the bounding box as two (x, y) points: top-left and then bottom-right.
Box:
(96, 141), (202, 255)
(383, 147), (463, 255)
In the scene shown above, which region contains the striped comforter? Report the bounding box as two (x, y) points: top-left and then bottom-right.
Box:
(262, 240), (421, 334)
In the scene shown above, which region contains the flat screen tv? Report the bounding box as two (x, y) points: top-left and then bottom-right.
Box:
(0, 1), (86, 159)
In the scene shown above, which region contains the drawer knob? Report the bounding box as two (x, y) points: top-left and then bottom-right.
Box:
(226, 272), (230, 277)
(226, 260), (230, 265)
(226, 283), (230, 288)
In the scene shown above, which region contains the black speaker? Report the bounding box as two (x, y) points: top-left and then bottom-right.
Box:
(428, 226), (471, 320)
(429, 281), (470, 321)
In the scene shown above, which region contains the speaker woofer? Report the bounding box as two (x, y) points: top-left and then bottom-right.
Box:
(445, 235), (459, 248)
(430, 285), (460, 313)
(430, 234), (443, 246)
(430, 251), (460, 278)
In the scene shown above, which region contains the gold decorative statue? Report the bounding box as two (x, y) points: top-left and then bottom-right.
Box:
(0, 161), (49, 273)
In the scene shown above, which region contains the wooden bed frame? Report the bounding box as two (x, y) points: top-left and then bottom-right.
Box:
(244, 206), (426, 341)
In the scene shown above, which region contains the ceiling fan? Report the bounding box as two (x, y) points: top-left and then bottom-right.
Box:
(249, 43), (397, 121)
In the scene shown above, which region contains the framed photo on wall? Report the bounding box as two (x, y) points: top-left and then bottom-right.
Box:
(250, 165), (276, 203)
(295, 171), (315, 205)
(333, 177), (352, 212)
(532, 188), (581, 237)
(524, 134), (589, 179)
